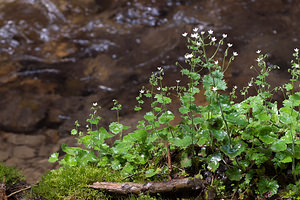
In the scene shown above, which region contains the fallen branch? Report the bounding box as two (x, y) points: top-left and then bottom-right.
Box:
(7, 186), (31, 198)
(88, 177), (204, 195)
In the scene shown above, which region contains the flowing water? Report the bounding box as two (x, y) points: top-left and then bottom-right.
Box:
(0, 0), (300, 182)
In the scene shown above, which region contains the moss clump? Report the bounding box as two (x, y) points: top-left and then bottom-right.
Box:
(0, 162), (25, 187)
(30, 165), (160, 200)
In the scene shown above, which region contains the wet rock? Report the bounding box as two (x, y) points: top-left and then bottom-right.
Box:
(38, 144), (55, 157)
(22, 168), (42, 184)
(4, 133), (46, 147)
(0, 151), (10, 161)
(13, 146), (36, 159)
(5, 157), (26, 168)
(0, 94), (48, 132)
(44, 129), (60, 144)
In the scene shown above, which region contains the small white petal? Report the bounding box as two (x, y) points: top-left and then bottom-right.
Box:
(196, 41), (201, 46)
(233, 52), (238, 56)
(182, 32), (188, 37)
(222, 34), (227, 38)
(191, 33), (199, 38)
(157, 87), (161, 91)
(295, 48), (299, 52)
(140, 89), (145, 93)
(227, 43), (233, 47)
(193, 27), (198, 32)
(234, 85), (238, 89)
(248, 83), (252, 87)
(256, 58), (261, 62)
(208, 29), (213, 34)
(185, 53), (193, 59)
(211, 37), (217, 42)
(176, 80), (181, 83)
(256, 50), (261, 54)
(214, 60), (218, 65)
(201, 31), (205, 35)
(212, 87), (217, 91)
(157, 67), (162, 70)
(93, 102), (98, 106)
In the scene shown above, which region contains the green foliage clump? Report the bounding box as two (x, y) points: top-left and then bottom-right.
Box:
(0, 162), (25, 186)
(47, 30), (300, 199)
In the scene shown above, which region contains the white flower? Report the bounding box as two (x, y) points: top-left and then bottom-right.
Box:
(191, 33), (199, 38)
(201, 31), (205, 35)
(295, 48), (299, 53)
(93, 102), (98, 106)
(185, 53), (193, 59)
(157, 67), (162, 71)
(222, 34), (227, 38)
(211, 37), (217, 42)
(193, 27), (198, 32)
(212, 87), (217, 91)
(196, 41), (201, 46)
(182, 32), (188, 37)
(157, 87), (161, 91)
(140, 89), (145, 94)
(86, 124), (89, 128)
(176, 80), (181, 83)
(227, 43), (233, 47)
(214, 60), (219, 65)
(233, 52), (238, 56)
(256, 50), (261, 54)
(295, 64), (299, 68)
(248, 82), (252, 87)
(208, 29), (213, 34)
(234, 85), (238, 89)
(256, 58), (261, 62)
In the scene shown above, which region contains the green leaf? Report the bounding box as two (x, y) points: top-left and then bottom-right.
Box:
(109, 122), (123, 134)
(158, 111), (175, 124)
(258, 126), (277, 144)
(221, 143), (245, 159)
(62, 154), (77, 166)
(77, 150), (98, 166)
(61, 144), (80, 156)
(180, 152), (192, 168)
(111, 160), (121, 170)
(257, 178), (279, 197)
(271, 139), (287, 152)
(274, 152), (292, 163)
(155, 94), (172, 104)
(255, 112), (271, 121)
(207, 153), (222, 172)
(144, 112), (156, 122)
(226, 167), (242, 181)
(179, 106), (189, 114)
(145, 168), (160, 178)
(129, 129), (147, 143)
(122, 163), (135, 176)
(169, 136), (193, 148)
(48, 153), (59, 163)
(212, 129), (227, 141)
(71, 129), (77, 135)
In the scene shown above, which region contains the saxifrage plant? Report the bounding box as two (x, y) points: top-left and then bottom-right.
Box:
(48, 28), (299, 199)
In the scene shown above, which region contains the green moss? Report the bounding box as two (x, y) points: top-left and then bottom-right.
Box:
(0, 162), (25, 186)
(30, 165), (160, 200)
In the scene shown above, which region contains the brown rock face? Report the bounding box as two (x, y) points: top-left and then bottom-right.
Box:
(13, 146), (36, 159)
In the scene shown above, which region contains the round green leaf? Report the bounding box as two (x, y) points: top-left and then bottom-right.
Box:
(271, 139), (287, 152)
